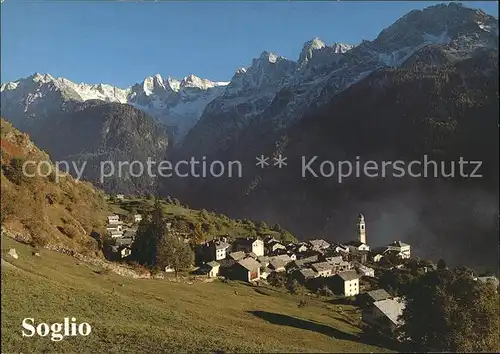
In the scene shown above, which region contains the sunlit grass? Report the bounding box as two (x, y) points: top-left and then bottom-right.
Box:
(1, 236), (392, 353)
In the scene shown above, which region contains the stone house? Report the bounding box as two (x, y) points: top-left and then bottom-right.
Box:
(266, 240), (286, 254)
(205, 261), (220, 278)
(233, 238), (265, 257)
(297, 268), (318, 283)
(358, 289), (392, 307)
(362, 297), (405, 336)
(356, 264), (375, 277)
(108, 215), (120, 225)
(231, 258), (261, 282)
(268, 259), (286, 273)
(387, 241), (411, 259)
(308, 239), (331, 251)
(331, 271), (360, 297)
(345, 240), (370, 252)
(311, 262), (334, 277)
(228, 251), (246, 261)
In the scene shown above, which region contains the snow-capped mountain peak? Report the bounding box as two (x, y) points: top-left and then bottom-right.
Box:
(1, 3), (497, 150)
(142, 74), (167, 96)
(299, 37), (326, 65)
(1, 71), (230, 143)
(235, 67), (247, 75)
(258, 51), (279, 63)
(331, 42), (355, 54)
(29, 72), (54, 84)
(166, 76), (182, 92)
(179, 74), (225, 90)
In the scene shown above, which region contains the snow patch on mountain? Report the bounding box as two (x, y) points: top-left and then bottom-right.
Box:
(1, 72), (229, 143)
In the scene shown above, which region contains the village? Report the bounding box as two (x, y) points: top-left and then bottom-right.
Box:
(104, 205), (411, 337)
(104, 198), (499, 339)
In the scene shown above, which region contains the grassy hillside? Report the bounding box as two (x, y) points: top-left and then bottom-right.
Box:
(1, 118), (111, 255)
(112, 197), (296, 242)
(1, 235), (393, 353)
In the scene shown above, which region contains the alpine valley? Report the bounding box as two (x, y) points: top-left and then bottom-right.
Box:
(1, 3), (498, 270)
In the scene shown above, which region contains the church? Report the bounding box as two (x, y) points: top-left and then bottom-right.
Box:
(345, 213), (370, 252)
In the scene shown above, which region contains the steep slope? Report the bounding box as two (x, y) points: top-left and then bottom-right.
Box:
(0, 118), (111, 255)
(33, 101), (169, 194)
(2, 236), (393, 353)
(1, 98), (170, 195)
(168, 46), (499, 271)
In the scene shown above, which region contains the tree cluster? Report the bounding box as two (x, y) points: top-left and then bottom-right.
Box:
(131, 199), (194, 276)
(400, 267), (499, 352)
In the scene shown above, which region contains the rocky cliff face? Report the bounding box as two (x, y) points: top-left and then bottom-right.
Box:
(32, 101), (169, 194)
(177, 4), (497, 161)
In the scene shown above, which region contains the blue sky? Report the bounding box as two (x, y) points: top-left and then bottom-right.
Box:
(1, 1), (497, 87)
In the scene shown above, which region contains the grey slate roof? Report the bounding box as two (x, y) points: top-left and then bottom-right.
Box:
(311, 262), (333, 272)
(299, 268), (318, 279)
(337, 270), (360, 281)
(206, 261), (220, 268)
(309, 239), (330, 249)
(237, 258), (260, 272)
(294, 255), (319, 267)
(326, 256), (344, 264)
(366, 289), (392, 302)
(345, 240), (365, 247)
(228, 251), (246, 261)
(257, 256), (269, 264)
(269, 260), (286, 270)
(389, 241), (410, 247)
(270, 254), (292, 264)
(373, 298), (406, 325)
(115, 237), (133, 246)
(215, 241), (231, 250)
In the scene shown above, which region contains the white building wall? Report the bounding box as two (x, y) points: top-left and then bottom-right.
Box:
(387, 245), (411, 258)
(215, 248), (226, 260)
(344, 279), (359, 297)
(252, 240), (265, 257)
(108, 215), (120, 225)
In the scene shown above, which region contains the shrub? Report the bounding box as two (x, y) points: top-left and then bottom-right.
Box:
(58, 225), (80, 239)
(30, 233), (49, 248)
(298, 300), (308, 308)
(200, 209), (209, 219)
(4, 157), (33, 185)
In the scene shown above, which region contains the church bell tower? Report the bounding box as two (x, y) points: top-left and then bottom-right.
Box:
(357, 213), (366, 244)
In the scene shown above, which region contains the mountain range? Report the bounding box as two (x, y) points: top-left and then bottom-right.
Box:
(1, 3), (498, 270)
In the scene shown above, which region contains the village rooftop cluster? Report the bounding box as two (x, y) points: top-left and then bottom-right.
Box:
(105, 207), (420, 336)
(104, 199), (499, 338)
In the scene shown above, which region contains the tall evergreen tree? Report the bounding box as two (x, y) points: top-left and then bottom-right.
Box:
(131, 198), (166, 267)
